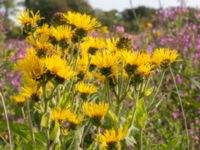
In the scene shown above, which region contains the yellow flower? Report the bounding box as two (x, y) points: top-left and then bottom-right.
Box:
(97, 128), (128, 149)
(147, 22), (153, 28)
(21, 84), (40, 101)
(17, 9), (43, 27)
(51, 108), (68, 122)
(35, 24), (50, 36)
(120, 50), (151, 75)
(105, 38), (119, 52)
(17, 48), (46, 81)
(75, 82), (97, 95)
(137, 63), (154, 76)
(12, 95), (27, 104)
(80, 36), (106, 55)
(83, 102), (109, 120)
(50, 25), (73, 42)
(66, 111), (83, 128)
(63, 11), (101, 31)
(77, 55), (89, 73)
(121, 50), (151, 66)
(152, 48), (179, 67)
(34, 35), (55, 57)
(91, 51), (120, 76)
(44, 55), (76, 82)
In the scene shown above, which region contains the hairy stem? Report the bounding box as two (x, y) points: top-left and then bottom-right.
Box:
(148, 70), (166, 111)
(0, 92), (13, 150)
(169, 66), (190, 150)
(26, 101), (35, 144)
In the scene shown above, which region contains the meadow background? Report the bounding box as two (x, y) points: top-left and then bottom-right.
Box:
(0, 0), (199, 149)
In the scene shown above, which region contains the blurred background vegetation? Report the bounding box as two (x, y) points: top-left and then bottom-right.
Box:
(0, 0), (156, 39)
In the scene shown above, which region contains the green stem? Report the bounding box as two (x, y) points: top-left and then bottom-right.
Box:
(42, 83), (48, 113)
(169, 66), (190, 150)
(21, 107), (26, 121)
(81, 122), (91, 148)
(42, 83), (51, 149)
(26, 101), (35, 145)
(0, 92), (13, 150)
(140, 129), (143, 150)
(148, 70), (166, 111)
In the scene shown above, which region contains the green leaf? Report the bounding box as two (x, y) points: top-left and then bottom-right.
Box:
(35, 131), (46, 145)
(124, 109), (134, 128)
(185, 99), (200, 108)
(133, 98), (147, 129)
(144, 87), (153, 97)
(50, 121), (60, 142)
(41, 112), (50, 128)
(67, 127), (84, 150)
(166, 137), (179, 150)
(10, 122), (31, 141)
(87, 142), (97, 150)
(108, 110), (119, 124)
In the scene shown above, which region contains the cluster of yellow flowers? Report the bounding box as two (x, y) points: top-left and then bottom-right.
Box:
(13, 9), (179, 149)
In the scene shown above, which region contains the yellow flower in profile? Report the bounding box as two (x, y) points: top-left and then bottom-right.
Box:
(83, 102), (109, 120)
(97, 128), (128, 149)
(45, 55), (76, 82)
(20, 83), (40, 101)
(35, 24), (50, 36)
(91, 51), (120, 76)
(50, 25), (73, 42)
(12, 95), (27, 104)
(51, 108), (68, 122)
(66, 111), (83, 128)
(137, 63), (154, 76)
(77, 55), (89, 73)
(63, 11), (101, 31)
(17, 9), (43, 27)
(75, 82), (97, 94)
(121, 50), (151, 67)
(17, 48), (46, 81)
(152, 48), (179, 67)
(105, 38), (119, 52)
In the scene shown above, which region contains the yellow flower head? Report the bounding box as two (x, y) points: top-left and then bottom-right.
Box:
(120, 50), (151, 75)
(105, 38), (119, 52)
(63, 11), (101, 31)
(97, 128), (128, 148)
(91, 51), (120, 76)
(137, 63), (154, 76)
(77, 55), (89, 73)
(12, 95), (27, 104)
(17, 9), (43, 27)
(17, 48), (46, 81)
(80, 36), (106, 55)
(152, 48), (179, 67)
(83, 102), (109, 120)
(75, 82), (97, 95)
(51, 108), (68, 122)
(26, 34), (55, 57)
(50, 25), (73, 42)
(35, 24), (50, 36)
(45, 55), (76, 82)
(20, 82), (40, 101)
(66, 111), (83, 128)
